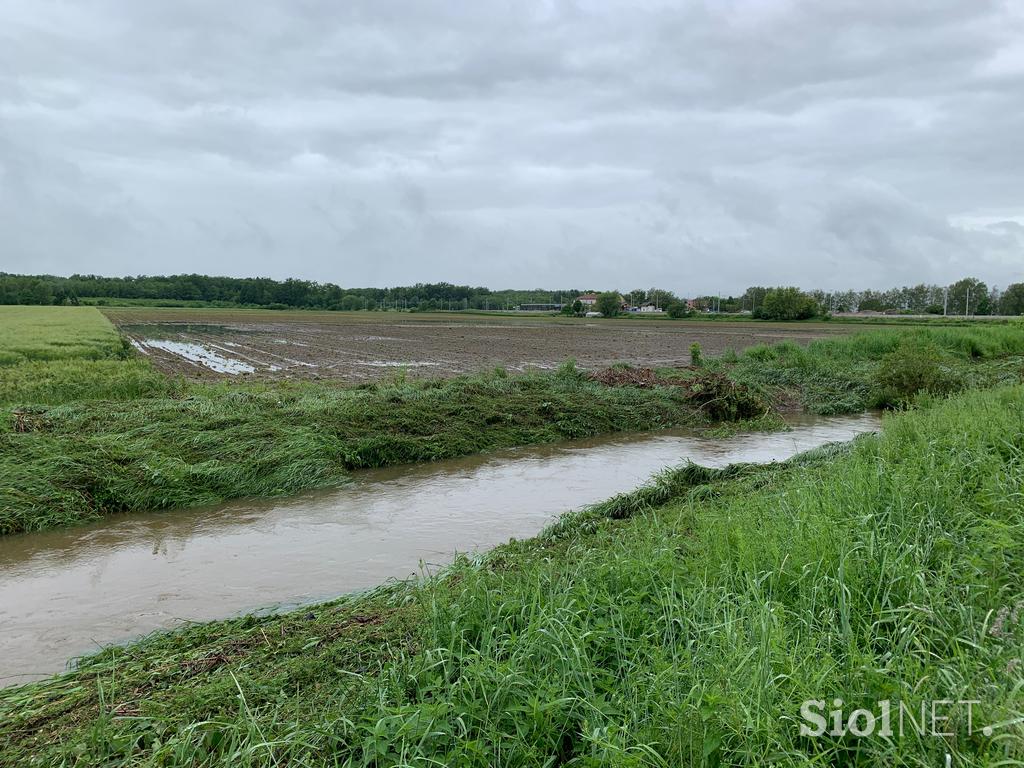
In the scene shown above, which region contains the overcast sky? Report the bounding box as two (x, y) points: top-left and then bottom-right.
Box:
(2, 1), (1022, 294)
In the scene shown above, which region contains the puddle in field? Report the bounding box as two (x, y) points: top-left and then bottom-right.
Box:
(0, 412), (881, 684)
(135, 339), (256, 374)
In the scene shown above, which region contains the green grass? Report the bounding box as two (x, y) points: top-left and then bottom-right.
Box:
(0, 364), (748, 534)
(0, 306), (176, 405)
(3, 385), (1021, 766)
(0, 306), (126, 364)
(719, 325), (1024, 414)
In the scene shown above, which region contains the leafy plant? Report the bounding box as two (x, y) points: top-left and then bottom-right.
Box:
(875, 339), (955, 404)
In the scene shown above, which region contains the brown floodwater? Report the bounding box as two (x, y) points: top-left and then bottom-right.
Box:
(0, 412), (881, 685)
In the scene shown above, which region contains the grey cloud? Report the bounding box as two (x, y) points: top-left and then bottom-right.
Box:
(1, 0), (1022, 293)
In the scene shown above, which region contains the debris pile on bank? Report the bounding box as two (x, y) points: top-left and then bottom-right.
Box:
(589, 367), (766, 421)
(588, 366), (659, 387)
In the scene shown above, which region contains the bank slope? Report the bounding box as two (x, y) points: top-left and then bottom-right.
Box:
(2, 385), (1022, 766)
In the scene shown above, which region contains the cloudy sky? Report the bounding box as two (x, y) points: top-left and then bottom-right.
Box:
(2, 1), (1022, 294)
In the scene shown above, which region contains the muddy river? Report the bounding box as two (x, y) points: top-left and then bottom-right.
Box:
(0, 412), (881, 685)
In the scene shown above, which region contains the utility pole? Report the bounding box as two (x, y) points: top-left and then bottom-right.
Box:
(943, 287), (948, 316)
(965, 286), (970, 317)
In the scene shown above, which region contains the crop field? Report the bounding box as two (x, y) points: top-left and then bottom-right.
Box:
(103, 306), (849, 381)
(0, 306), (125, 365)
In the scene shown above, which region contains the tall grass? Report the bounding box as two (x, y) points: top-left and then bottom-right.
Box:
(722, 325), (1024, 414)
(3, 386), (1021, 766)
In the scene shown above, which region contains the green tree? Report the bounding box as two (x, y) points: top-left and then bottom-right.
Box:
(646, 288), (677, 309)
(759, 287), (819, 321)
(1001, 282), (1024, 315)
(595, 292), (622, 317)
(665, 300), (690, 318)
(947, 277), (990, 316)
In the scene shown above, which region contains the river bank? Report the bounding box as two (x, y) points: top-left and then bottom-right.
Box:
(2, 385), (1021, 765)
(0, 411), (880, 685)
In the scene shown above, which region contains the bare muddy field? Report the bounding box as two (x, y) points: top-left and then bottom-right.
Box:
(104, 308), (848, 382)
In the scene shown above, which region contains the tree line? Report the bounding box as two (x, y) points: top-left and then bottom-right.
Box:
(0, 274), (581, 313)
(691, 278), (1024, 318)
(1, 272), (1021, 319)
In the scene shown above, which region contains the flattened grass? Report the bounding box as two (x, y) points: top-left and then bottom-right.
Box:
(1, 367), (721, 534)
(3, 386), (1021, 766)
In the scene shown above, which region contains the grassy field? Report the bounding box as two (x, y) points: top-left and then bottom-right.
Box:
(0, 306), (175, 405)
(2, 385), (1021, 766)
(2, 308), (1023, 535)
(0, 306), (127, 364)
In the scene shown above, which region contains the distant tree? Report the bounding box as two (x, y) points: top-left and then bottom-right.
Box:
(28, 280), (54, 306)
(760, 287), (819, 321)
(665, 300), (690, 318)
(571, 299), (584, 316)
(1001, 283), (1024, 316)
(742, 286), (769, 313)
(646, 288), (677, 309)
(595, 292), (622, 317)
(947, 277), (990, 316)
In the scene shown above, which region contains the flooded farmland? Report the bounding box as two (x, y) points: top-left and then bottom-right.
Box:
(0, 411), (880, 685)
(106, 308), (848, 382)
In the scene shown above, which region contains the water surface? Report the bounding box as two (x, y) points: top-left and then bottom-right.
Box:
(0, 412), (880, 684)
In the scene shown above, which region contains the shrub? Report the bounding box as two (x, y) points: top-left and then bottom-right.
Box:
(595, 292), (622, 317)
(760, 287), (819, 321)
(876, 339), (955, 404)
(666, 301), (690, 319)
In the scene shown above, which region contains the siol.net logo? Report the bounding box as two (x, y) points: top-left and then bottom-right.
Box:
(798, 698), (1015, 739)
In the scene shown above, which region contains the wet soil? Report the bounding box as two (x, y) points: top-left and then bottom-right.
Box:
(105, 309), (846, 382)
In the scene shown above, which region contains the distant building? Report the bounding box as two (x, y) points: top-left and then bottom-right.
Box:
(576, 292), (600, 307)
(638, 304), (663, 313)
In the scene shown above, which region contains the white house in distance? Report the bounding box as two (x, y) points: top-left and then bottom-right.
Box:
(576, 292), (600, 307)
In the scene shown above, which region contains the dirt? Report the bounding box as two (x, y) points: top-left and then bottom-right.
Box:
(588, 367), (662, 387)
(103, 308), (848, 383)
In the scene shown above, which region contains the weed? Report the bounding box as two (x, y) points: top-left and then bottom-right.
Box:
(690, 342), (703, 367)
